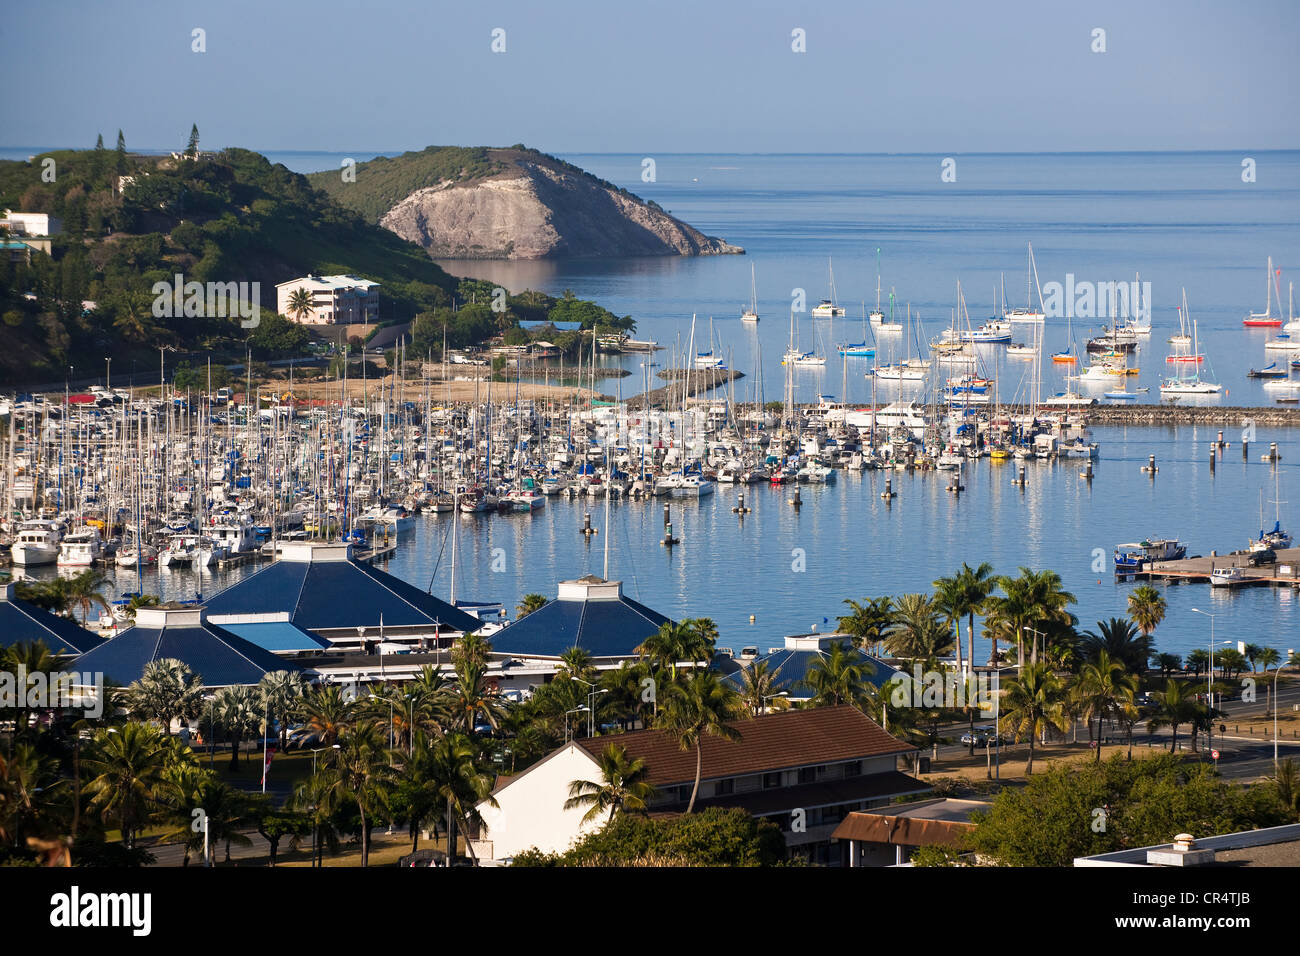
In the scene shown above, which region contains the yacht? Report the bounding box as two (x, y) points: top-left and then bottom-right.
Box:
(211, 516), (262, 553)
(57, 527), (103, 567)
(1242, 257), (1283, 327)
(1210, 566), (1249, 588)
(1114, 538), (1186, 572)
(10, 519), (61, 566)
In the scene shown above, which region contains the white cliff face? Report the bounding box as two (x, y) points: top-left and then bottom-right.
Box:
(378, 159), (743, 260)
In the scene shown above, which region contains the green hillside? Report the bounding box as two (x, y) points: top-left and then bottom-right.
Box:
(308, 146), (506, 223)
(0, 140), (459, 384)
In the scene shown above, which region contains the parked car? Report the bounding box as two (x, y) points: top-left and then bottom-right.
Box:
(959, 726), (1003, 746)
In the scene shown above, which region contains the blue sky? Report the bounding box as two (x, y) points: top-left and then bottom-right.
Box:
(4, 0), (1297, 154)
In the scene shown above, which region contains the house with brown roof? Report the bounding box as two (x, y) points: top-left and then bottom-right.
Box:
(474, 705), (927, 865)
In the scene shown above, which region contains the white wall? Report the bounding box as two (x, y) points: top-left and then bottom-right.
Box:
(477, 743), (609, 860)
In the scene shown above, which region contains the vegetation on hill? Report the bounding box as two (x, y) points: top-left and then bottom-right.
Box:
(307, 144), (664, 225)
(0, 133), (459, 383)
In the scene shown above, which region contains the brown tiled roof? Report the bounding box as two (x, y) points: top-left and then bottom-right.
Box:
(831, 810), (978, 847)
(575, 705), (915, 787)
(690, 772), (930, 816)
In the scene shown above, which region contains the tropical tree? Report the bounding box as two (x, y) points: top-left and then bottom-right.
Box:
(314, 723), (395, 867)
(388, 729), (448, 853)
(428, 731), (497, 863)
(122, 659), (206, 734)
(1258, 647), (1282, 672)
(565, 743), (658, 824)
(286, 287), (315, 324)
(213, 685), (263, 769)
(837, 597), (894, 656)
(737, 660), (790, 718)
(0, 743), (63, 847)
(294, 684), (354, 747)
(1076, 650), (1137, 761)
(558, 647), (595, 681)
(1153, 652), (1182, 678)
(801, 640), (876, 710)
(82, 722), (170, 848)
(1147, 679), (1200, 753)
(516, 594), (548, 618)
(1000, 662), (1069, 774)
(1079, 618), (1151, 675)
(1127, 585), (1167, 637)
(931, 576), (966, 674)
(885, 594), (953, 660)
(1243, 643), (1263, 674)
(655, 671), (745, 813)
(1185, 648), (1209, 679)
(987, 568), (1077, 667)
(258, 670), (310, 751)
(64, 569), (112, 626)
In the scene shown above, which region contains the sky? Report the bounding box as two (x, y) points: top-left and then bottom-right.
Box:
(3, 0), (1297, 155)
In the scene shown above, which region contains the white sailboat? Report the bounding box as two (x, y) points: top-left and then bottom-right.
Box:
(1243, 257), (1283, 328)
(811, 258), (846, 318)
(1004, 243), (1046, 323)
(1160, 290), (1221, 396)
(741, 263), (759, 323)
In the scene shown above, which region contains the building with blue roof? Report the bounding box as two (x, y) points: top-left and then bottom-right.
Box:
(0, 583), (104, 655)
(492, 575), (672, 663)
(719, 633), (905, 703)
(74, 604), (302, 687)
(202, 541), (481, 649)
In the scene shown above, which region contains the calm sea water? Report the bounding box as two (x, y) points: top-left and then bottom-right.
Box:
(8, 149), (1299, 661)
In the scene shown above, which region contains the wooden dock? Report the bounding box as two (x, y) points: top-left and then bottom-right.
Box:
(1141, 547), (1300, 588)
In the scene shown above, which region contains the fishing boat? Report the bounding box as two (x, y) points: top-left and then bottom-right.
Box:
(1242, 257), (1284, 327)
(1114, 538), (1186, 572)
(811, 258), (846, 317)
(741, 263), (760, 323)
(1210, 566), (1249, 588)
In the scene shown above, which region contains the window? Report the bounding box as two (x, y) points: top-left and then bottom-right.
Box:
(763, 772), (782, 790)
(843, 761), (862, 778)
(798, 766), (816, 785)
(714, 778), (734, 797)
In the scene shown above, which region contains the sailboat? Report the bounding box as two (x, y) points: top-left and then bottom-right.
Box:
(1160, 290), (1221, 395)
(1004, 243), (1046, 323)
(1283, 281), (1298, 333)
(1243, 257), (1284, 327)
(782, 310), (825, 366)
(811, 258), (847, 317)
(1252, 472), (1291, 552)
(1165, 303), (1203, 363)
(867, 249), (900, 331)
(741, 264), (759, 323)
(837, 302), (875, 357)
(873, 303), (929, 380)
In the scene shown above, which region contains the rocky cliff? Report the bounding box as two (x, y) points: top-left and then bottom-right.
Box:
(314, 147), (743, 260)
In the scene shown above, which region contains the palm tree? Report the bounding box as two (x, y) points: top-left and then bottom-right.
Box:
(1272, 758), (1300, 820)
(737, 660), (790, 717)
(258, 670), (309, 751)
(558, 647), (595, 681)
(0, 742), (63, 847)
(1154, 652), (1182, 678)
(885, 594), (953, 660)
(1185, 648), (1209, 679)
(314, 723), (395, 867)
(1243, 643), (1263, 674)
(655, 671), (744, 813)
(286, 287), (315, 324)
(1076, 650), (1137, 761)
(450, 656), (506, 736)
(82, 722), (169, 848)
(213, 685), (263, 769)
(1258, 647), (1282, 672)
(931, 576), (966, 674)
(836, 597), (893, 656)
(2, 641), (64, 742)
(801, 640), (876, 710)
(428, 731), (497, 863)
(635, 620), (697, 683)
(988, 568), (1077, 667)
(1127, 585), (1167, 637)
(294, 684), (354, 746)
(516, 594), (548, 619)
(1147, 679), (1199, 753)
(1000, 662), (1068, 774)
(955, 562), (998, 669)
(565, 743), (658, 824)
(451, 633), (492, 670)
(63, 569), (111, 626)
(388, 729), (447, 853)
(1079, 618), (1151, 675)
(122, 659), (206, 734)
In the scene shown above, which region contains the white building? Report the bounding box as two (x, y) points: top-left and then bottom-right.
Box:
(275, 274), (380, 325)
(1, 210), (63, 237)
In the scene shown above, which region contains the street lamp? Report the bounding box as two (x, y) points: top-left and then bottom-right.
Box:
(990, 662), (1018, 780)
(564, 707), (589, 743)
(310, 744), (341, 868)
(1191, 608), (1234, 753)
(1274, 660), (1292, 770)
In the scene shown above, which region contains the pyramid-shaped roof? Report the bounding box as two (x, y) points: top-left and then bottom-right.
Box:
(0, 584), (105, 655)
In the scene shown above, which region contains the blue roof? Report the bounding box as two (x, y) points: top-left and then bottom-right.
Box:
(201, 555), (481, 633)
(75, 619), (299, 687)
(520, 320), (582, 332)
(495, 590), (671, 659)
(219, 621), (331, 653)
(0, 594), (105, 655)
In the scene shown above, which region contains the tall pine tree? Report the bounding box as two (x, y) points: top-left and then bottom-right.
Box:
(186, 124), (199, 158)
(115, 130), (127, 177)
(92, 133), (106, 183)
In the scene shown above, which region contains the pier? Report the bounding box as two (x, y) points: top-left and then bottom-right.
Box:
(1139, 547), (1300, 588)
(628, 368), (744, 410)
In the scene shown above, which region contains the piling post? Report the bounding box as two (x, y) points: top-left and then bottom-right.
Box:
(663, 504), (670, 528)
(1243, 440), (1249, 462)
(1209, 445), (1216, 473)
